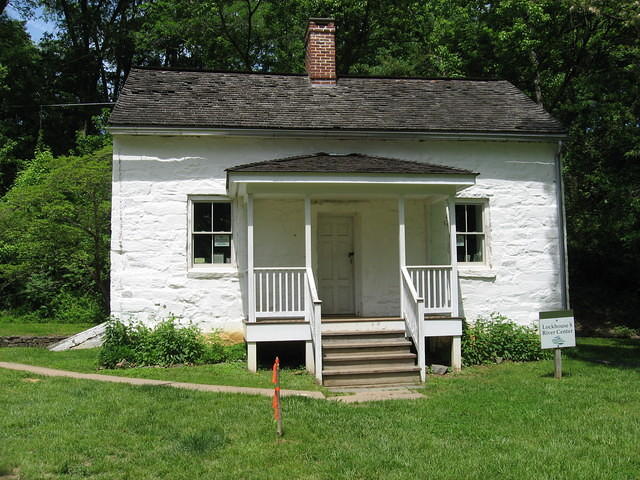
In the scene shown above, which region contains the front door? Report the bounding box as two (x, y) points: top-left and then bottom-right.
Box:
(318, 215), (355, 315)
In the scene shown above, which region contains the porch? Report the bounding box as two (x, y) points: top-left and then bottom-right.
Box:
(227, 153), (476, 385)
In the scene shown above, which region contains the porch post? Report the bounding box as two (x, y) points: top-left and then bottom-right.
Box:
(304, 196), (312, 269)
(247, 342), (257, 372)
(398, 197), (406, 317)
(247, 194), (255, 322)
(305, 340), (315, 373)
(446, 196), (459, 317)
(398, 196), (406, 267)
(304, 196), (316, 375)
(447, 196), (462, 372)
(451, 336), (462, 372)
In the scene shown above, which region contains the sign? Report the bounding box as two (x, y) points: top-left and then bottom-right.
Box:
(214, 235), (230, 247)
(539, 310), (575, 349)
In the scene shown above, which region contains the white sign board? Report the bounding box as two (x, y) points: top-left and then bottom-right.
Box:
(539, 310), (575, 349)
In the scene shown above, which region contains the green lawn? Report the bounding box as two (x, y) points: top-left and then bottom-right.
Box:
(0, 322), (93, 336)
(0, 338), (638, 479)
(0, 347), (321, 391)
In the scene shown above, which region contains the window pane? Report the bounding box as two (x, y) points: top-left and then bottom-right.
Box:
(213, 244), (231, 263)
(467, 204), (482, 232)
(455, 205), (466, 233)
(474, 205), (483, 232)
(213, 202), (231, 232)
(193, 234), (212, 263)
(194, 203), (212, 232)
(467, 235), (484, 262)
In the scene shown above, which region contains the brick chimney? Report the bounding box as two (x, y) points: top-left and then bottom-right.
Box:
(305, 18), (336, 86)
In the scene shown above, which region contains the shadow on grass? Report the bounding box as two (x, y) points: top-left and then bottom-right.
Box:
(565, 337), (640, 370)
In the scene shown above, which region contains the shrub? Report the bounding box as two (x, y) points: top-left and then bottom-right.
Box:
(52, 291), (105, 324)
(223, 343), (247, 362)
(610, 325), (639, 338)
(462, 312), (547, 366)
(98, 317), (246, 369)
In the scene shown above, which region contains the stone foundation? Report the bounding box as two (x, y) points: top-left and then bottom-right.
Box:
(0, 335), (69, 348)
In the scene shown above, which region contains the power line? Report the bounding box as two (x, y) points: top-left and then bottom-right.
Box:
(40, 102), (116, 107)
(39, 102), (116, 130)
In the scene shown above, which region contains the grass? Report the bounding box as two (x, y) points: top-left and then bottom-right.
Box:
(0, 322), (94, 336)
(0, 347), (322, 391)
(0, 337), (638, 479)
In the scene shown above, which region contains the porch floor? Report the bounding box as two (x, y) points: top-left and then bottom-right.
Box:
(253, 317), (305, 323)
(322, 316), (403, 323)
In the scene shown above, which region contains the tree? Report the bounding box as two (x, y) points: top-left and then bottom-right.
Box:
(0, 14), (43, 194)
(0, 145), (112, 321)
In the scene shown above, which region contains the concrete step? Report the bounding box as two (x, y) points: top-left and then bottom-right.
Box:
(322, 366), (422, 387)
(323, 351), (416, 368)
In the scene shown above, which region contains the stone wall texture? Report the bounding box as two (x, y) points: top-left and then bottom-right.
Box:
(0, 335), (68, 348)
(111, 135), (564, 332)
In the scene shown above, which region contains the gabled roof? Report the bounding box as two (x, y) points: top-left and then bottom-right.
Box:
(227, 153), (476, 175)
(109, 68), (565, 136)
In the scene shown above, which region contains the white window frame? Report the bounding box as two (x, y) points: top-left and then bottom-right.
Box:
(187, 195), (234, 270)
(455, 199), (490, 268)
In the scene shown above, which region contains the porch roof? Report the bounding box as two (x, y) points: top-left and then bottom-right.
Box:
(227, 153), (476, 176)
(226, 153), (477, 197)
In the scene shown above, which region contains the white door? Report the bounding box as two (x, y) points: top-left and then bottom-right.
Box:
(318, 216), (355, 315)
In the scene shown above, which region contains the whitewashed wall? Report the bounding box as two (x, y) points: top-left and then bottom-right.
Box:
(111, 134), (563, 332)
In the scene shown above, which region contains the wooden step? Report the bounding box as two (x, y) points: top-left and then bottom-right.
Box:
(323, 351), (416, 368)
(322, 339), (412, 354)
(322, 330), (406, 344)
(322, 366), (421, 387)
(322, 329), (405, 337)
(320, 328), (420, 387)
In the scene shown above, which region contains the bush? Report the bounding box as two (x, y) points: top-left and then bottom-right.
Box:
(52, 291), (105, 324)
(610, 325), (639, 338)
(462, 313), (547, 366)
(98, 317), (246, 369)
(222, 342), (247, 362)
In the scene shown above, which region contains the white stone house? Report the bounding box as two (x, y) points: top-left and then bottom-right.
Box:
(107, 19), (568, 386)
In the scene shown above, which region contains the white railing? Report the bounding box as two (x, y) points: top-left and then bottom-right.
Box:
(254, 267), (306, 318)
(407, 265), (454, 314)
(304, 267), (323, 383)
(401, 267), (425, 382)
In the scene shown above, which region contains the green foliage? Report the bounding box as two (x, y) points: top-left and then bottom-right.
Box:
(50, 292), (104, 324)
(222, 342), (247, 362)
(0, 14), (42, 193)
(462, 313), (547, 366)
(98, 317), (245, 369)
(72, 109), (112, 156)
(610, 325), (639, 339)
(0, 146), (111, 321)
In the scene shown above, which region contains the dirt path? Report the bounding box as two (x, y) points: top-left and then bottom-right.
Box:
(0, 361), (424, 402)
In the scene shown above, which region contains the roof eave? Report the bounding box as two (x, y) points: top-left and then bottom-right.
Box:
(226, 170), (478, 197)
(107, 125), (567, 142)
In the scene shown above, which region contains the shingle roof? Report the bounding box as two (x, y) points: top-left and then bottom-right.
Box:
(227, 153), (476, 175)
(109, 68), (565, 135)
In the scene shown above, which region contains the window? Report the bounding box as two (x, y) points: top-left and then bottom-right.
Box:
(191, 200), (232, 265)
(455, 203), (485, 263)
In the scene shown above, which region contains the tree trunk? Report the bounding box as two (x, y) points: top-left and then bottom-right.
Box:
(530, 49), (543, 105)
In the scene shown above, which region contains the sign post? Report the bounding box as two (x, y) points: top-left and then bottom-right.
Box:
(539, 310), (575, 379)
